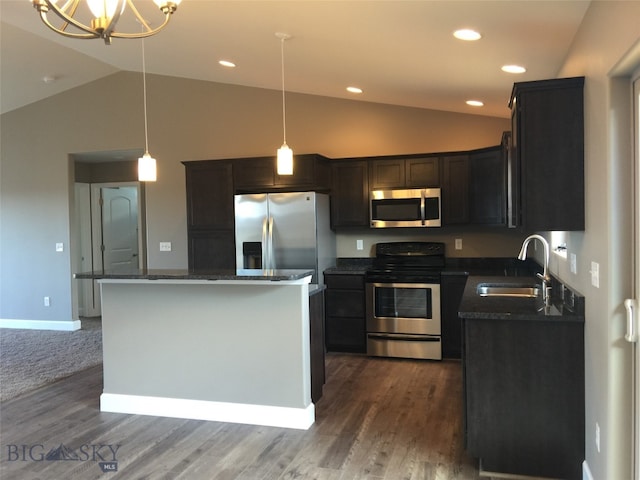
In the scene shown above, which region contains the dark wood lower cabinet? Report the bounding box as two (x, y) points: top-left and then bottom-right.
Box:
(324, 274), (366, 353)
(188, 229), (235, 270)
(309, 289), (325, 403)
(463, 317), (585, 480)
(440, 273), (468, 359)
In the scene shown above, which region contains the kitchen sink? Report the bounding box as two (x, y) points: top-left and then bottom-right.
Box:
(476, 283), (541, 298)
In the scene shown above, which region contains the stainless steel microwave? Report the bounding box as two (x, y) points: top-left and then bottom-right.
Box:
(370, 188), (441, 228)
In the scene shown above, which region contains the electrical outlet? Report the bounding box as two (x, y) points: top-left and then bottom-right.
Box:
(44, 296), (50, 307)
(570, 253), (577, 274)
(591, 261), (600, 288)
(595, 422), (601, 453)
(455, 238), (463, 250)
(159, 242), (172, 252)
(356, 239), (364, 251)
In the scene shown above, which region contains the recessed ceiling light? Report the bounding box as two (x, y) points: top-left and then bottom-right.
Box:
(453, 29), (482, 41)
(466, 100), (484, 107)
(219, 60), (236, 68)
(502, 64), (526, 74)
(347, 86), (363, 94)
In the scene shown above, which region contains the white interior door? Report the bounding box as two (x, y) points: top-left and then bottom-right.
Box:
(101, 186), (140, 272)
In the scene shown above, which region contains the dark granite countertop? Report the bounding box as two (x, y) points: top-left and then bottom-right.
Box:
(458, 275), (584, 322)
(74, 268), (315, 282)
(324, 258), (373, 275)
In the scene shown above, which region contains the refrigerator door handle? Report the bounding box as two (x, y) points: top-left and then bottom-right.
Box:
(268, 216), (275, 270)
(626, 298), (638, 342)
(261, 217), (269, 270)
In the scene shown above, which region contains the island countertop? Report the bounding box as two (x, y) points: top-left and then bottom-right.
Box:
(74, 268), (314, 282)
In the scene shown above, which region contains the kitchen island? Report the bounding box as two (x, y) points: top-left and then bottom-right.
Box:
(74, 269), (316, 429)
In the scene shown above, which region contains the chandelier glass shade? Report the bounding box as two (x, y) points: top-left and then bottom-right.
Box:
(31, 0), (181, 44)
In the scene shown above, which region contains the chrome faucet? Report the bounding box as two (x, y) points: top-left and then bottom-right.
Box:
(518, 234), (552, 305)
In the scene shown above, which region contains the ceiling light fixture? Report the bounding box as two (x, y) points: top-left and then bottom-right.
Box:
(466, 100), (484, 107)
(219, 60), (236, 68)
(453, 29), (482, 41)
(31, 0), (181, 45)
(138, 38), (157, 182)
(502, 64), (527, 74)
(347, 86), (363, 94)
(276, 32), (293, 176)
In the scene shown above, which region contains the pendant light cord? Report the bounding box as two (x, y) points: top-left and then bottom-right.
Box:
(280, 36), (287, 145)
(141, 37), (150, 155)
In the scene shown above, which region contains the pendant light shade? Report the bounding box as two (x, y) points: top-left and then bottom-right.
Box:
(276, 32), (294, 176)
(277, 144), (293, 175)
(138, 37), (157, 182)
(138, 152), (157, 181)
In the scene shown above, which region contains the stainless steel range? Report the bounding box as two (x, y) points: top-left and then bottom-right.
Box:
(364, 242), (444, 360)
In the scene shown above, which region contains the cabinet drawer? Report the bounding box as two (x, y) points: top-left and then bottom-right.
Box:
(325, 274), (364, 290)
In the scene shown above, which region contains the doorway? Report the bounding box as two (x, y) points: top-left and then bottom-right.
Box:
(75, 182), (144, 317)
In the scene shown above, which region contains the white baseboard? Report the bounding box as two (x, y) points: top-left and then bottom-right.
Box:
(100, 393), (315, 430)
(583, 460), (595, 480)
(0, 318), (81, 331)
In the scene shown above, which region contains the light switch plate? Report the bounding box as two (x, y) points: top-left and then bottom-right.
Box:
(159, 242), (172, 252)
(356, 239), (364, 251)
(591, 261), (599, 288)
(55, 242), (64, 252)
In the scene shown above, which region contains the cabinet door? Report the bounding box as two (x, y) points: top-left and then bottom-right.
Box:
(369, 159), (405, 189)
(511, 77), (584, 231)
(185, 160), (234, 229)
(469, 147), (505, 225)
(188, 229), (235, 270)
(233, 157), (275, 190)
(309, 290), (325, 403)
(440, 274), (467, 358)
(441, 155), (469, 225)
(275, 154), (330, 190)
(406, 157), (440, 187)
(463, 318), (584, 479)
(330, 160), (370, 228)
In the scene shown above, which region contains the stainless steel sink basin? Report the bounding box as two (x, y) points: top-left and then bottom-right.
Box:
(477, 283), (541, 298)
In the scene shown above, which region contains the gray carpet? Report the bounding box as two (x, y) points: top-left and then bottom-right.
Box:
(0, 318), (102, 402)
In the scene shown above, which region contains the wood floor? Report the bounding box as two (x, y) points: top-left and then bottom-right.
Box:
(0, 354), (481, 480)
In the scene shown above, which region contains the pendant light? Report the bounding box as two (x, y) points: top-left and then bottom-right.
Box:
(138, 37), (157, 182)
(276, 32), (293, 176)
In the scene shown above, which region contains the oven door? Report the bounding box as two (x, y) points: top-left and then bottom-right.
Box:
(366, 282), (441, 360)
(366, 282), (441, 335)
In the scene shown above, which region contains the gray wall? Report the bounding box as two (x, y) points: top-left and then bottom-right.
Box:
(0, 71), (509, 324)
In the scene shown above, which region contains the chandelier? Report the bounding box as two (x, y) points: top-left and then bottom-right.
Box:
(31, 0), (181, 45)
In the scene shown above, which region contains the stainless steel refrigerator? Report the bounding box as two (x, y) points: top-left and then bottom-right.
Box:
(234, 192), (336, 284)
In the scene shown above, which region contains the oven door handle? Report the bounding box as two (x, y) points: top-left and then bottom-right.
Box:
(420, 190), (426, 225)
(367, 333), (440, 342)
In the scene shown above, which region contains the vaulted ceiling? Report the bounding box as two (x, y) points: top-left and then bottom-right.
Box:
(1, 0), (591, 118)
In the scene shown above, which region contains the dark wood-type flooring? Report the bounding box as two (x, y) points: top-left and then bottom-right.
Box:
(0, 353), (480, 480)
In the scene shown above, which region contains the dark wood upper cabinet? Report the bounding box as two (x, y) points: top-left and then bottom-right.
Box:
(233, 154), (330, 192)
(406, 157), (440, 187)
(183, 160), (234, 230)
(509, 76), (585, 231)
(330, 159), (369, 228)
(469, 145), (506, 226)
(441, 154), (469, 225)
(369, 156), (440, 189)
(183, 159), (235, 270)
